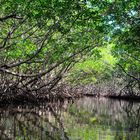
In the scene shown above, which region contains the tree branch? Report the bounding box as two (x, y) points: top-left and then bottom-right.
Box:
(0, 45), (96, 78)
(0, 14), (23, 22)
(117, 63), (140, 82)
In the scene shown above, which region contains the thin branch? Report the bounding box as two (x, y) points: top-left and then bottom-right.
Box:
(0, 20), (61, 69)
(117, 63), (140, 82)
(0, 44), (96, 78)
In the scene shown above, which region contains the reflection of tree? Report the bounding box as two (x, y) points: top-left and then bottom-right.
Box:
(121, 102), (140, 132)
(67, 97), (140, 139)
(0, 103), (70, 140)
(113, 102), (140, 140)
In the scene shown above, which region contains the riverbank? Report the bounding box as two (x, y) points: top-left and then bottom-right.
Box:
(0, 85), (83, 106)
(1, 83), (140, 106)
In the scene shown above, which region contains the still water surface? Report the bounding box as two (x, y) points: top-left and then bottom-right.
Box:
(0, 97), (140, 140)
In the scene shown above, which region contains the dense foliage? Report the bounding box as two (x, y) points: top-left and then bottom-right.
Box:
(0, 0), (140, 101)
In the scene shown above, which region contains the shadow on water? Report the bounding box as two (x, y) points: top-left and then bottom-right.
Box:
(0, 97), (140, 140)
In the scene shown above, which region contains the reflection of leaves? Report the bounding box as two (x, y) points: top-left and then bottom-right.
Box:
(89, 117), (97, 123)
(0, 105), (70, 140)
(68, 105), (98, 125)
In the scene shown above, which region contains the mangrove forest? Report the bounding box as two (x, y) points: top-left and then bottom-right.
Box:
(0, 0), (140, 139)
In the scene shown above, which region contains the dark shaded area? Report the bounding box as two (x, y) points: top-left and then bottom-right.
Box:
(105, 95), (140, 102)
(0, 85), (83, 106)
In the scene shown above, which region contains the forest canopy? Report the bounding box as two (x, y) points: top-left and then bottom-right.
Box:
(0, 0), (140, 102)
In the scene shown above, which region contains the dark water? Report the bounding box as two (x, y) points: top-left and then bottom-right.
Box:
(0, 97), (140, 140)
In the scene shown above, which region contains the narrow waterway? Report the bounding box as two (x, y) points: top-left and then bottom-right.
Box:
(0, 97), (140, 140)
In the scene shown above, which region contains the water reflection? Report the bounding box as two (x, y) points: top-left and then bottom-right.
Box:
(66, 97), (140, 140)
(0, 102), (71, 140)
(0, 98), (140, 140)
